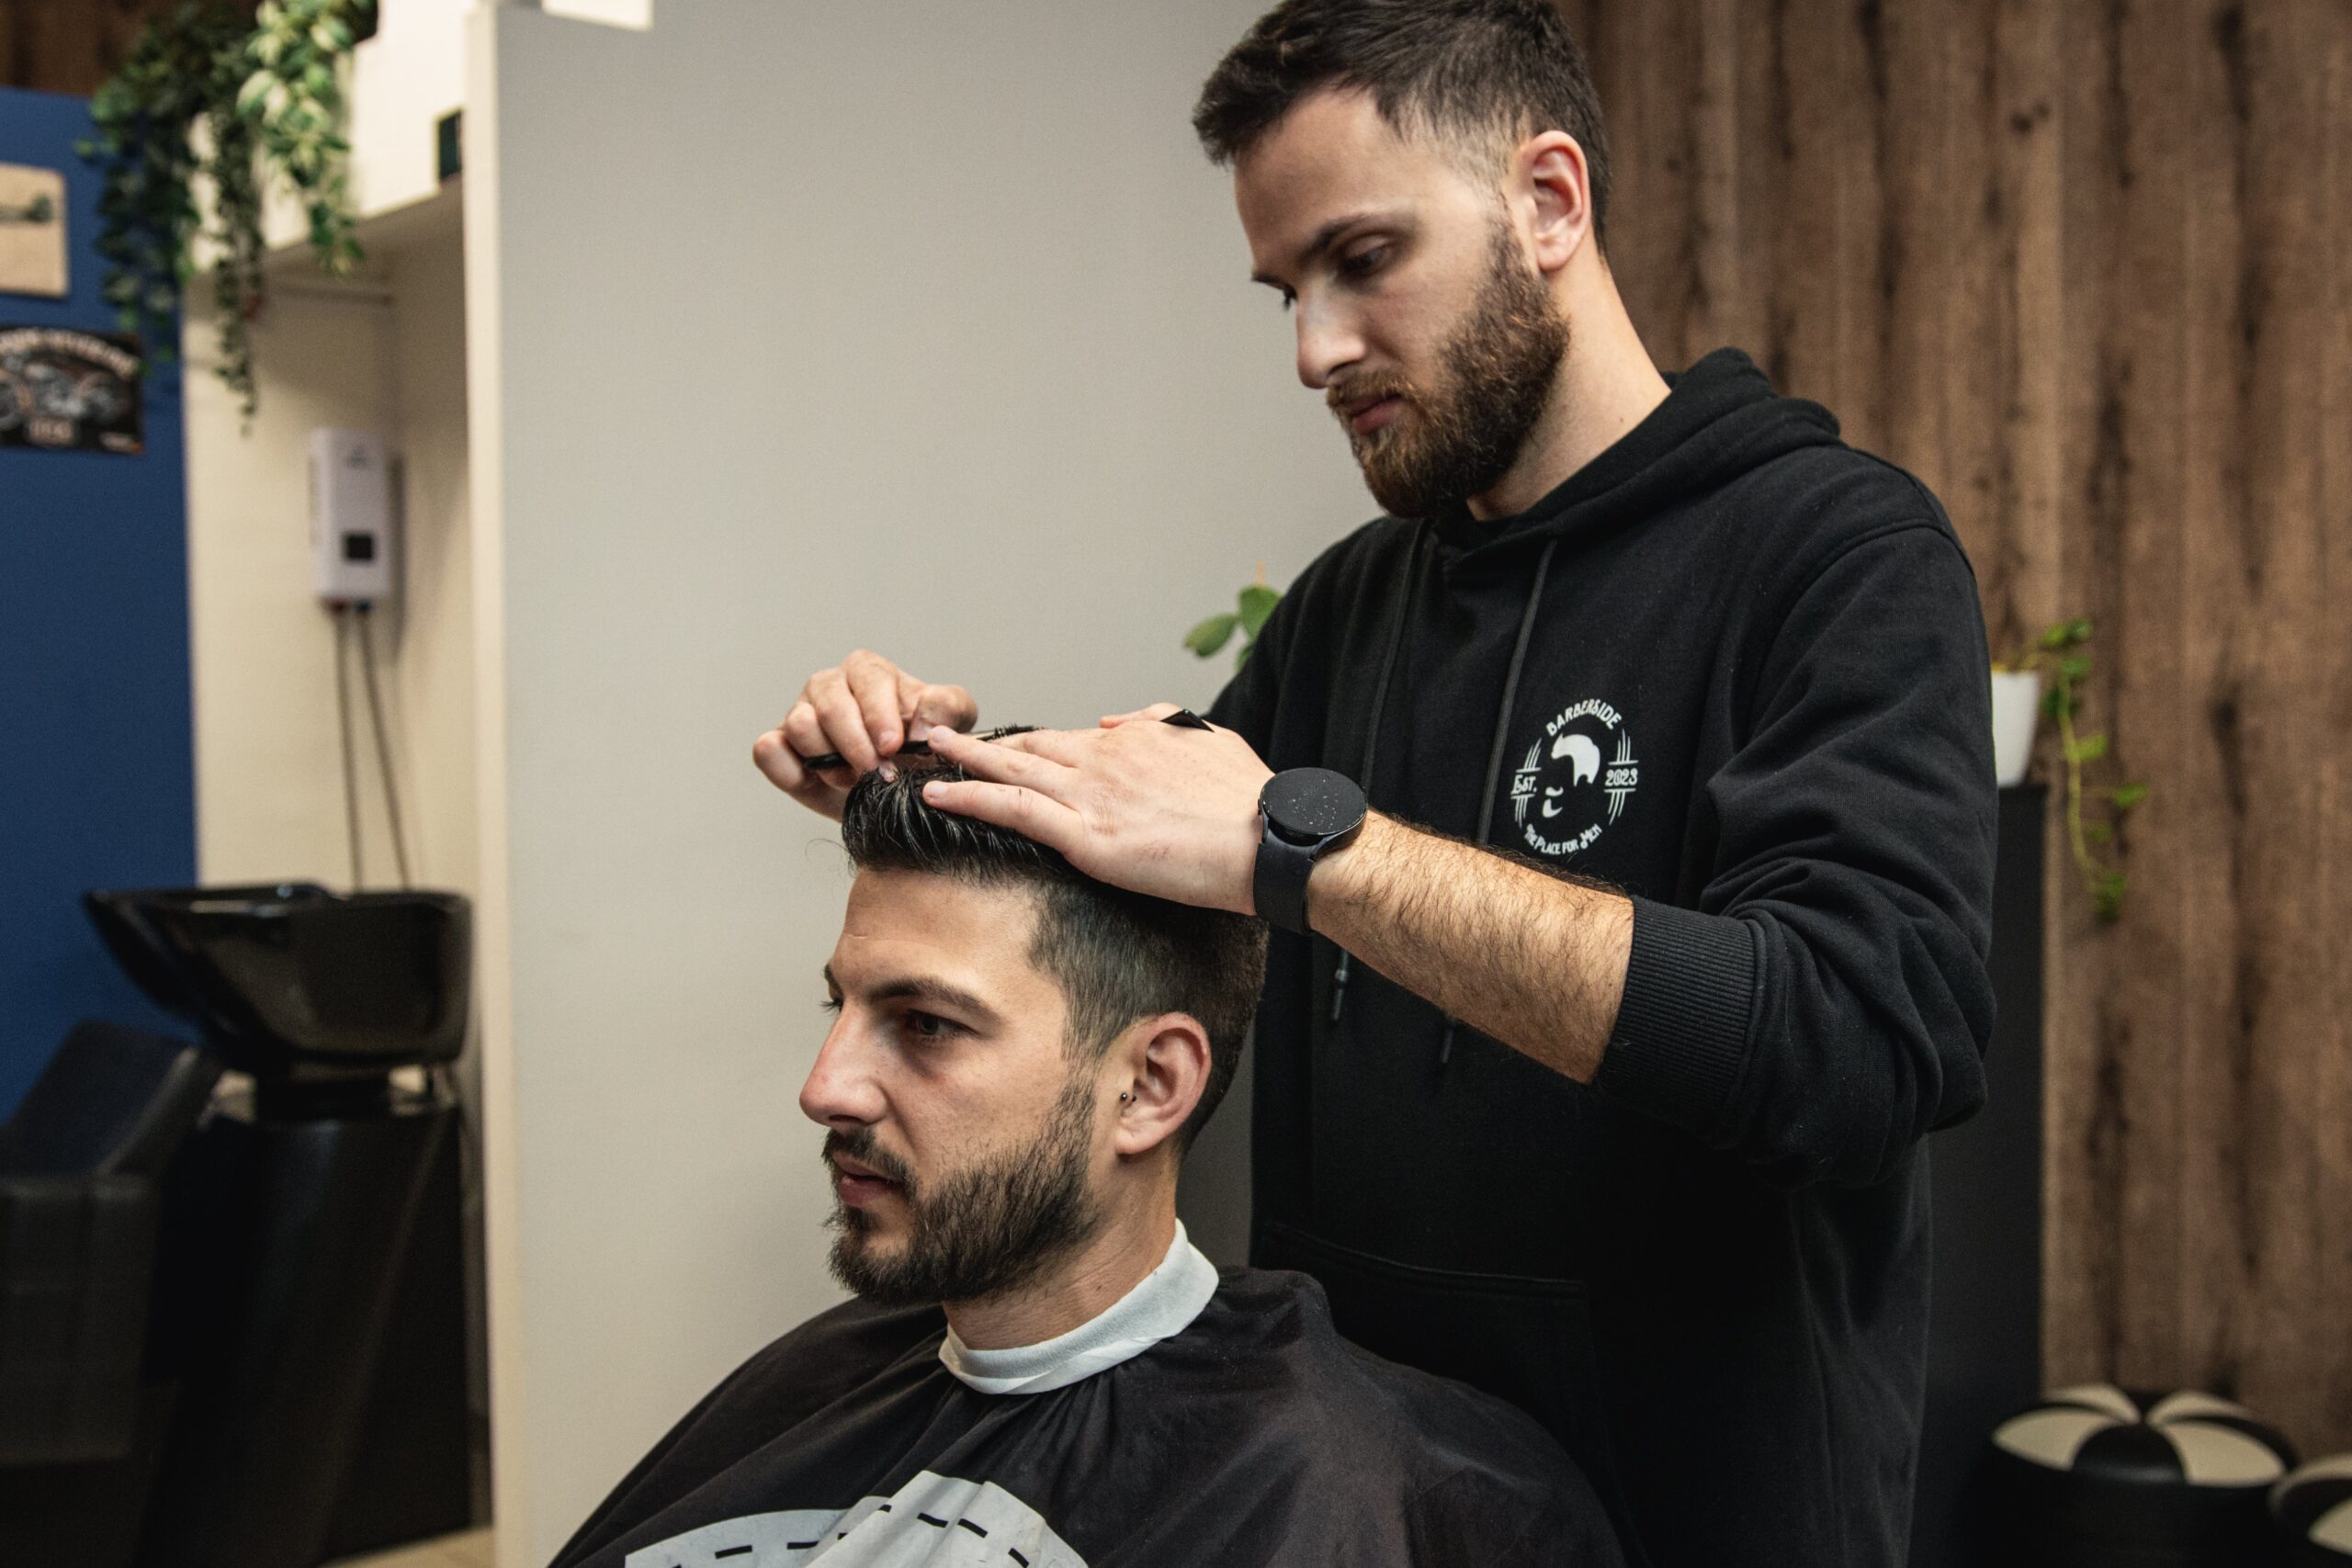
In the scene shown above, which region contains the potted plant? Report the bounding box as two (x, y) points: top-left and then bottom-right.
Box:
(1995, 619), (2148, 921)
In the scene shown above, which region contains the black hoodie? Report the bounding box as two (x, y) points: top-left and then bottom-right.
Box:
(1206, 348), (1998, 1568)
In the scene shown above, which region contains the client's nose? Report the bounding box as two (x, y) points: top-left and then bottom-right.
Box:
(798, 1017), (886, 1130)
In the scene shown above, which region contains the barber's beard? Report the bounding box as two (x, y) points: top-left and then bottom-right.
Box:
(1333, 221), (1569, 520)
(823, 1072), (1102, 1307)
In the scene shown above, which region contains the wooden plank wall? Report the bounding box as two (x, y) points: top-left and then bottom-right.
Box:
(1566, 0), (2351, 1453)
(0, 0), (257, 97)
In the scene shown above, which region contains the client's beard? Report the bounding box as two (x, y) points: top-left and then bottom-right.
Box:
(823, 1072), (1102, 1306)
(1334, 216), (1570, 520)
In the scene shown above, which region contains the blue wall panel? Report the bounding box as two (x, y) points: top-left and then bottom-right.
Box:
(0, 87), (197, 1116)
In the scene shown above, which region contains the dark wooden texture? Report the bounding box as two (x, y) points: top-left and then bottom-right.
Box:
(0, 0), (257, 97)
(1572, 0), (2352, 1456)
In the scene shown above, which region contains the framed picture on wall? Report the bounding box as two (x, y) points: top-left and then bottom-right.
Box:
(0, 164), (69, 299)
(0, 326), (143, 455)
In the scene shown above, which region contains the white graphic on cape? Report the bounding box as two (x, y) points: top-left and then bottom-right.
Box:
(1509, 698), (1638, 859)
(624, 1468), (1086, 1567)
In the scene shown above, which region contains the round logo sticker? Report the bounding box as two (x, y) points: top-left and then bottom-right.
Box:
(1510, 698), (1638, 858)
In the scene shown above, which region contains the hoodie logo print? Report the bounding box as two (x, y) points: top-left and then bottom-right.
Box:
(1510, 699), (1638, 859)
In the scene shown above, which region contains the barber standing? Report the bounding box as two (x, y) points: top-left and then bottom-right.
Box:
(755, 4), (1996, 1565)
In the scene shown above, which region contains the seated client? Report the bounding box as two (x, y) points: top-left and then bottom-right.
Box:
(551, 756), (1622, 1568)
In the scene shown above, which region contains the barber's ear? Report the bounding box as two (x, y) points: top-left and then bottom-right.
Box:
(1108, 1014), (1211, 1160)
(1514, 129), (1593, 275)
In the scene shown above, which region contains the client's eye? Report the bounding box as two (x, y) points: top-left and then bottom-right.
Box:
(820, 996), (842, 1015)
(900, 1010), (959, 1043)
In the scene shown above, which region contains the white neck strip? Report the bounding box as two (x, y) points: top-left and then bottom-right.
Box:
(938, 1222), (1218, 1396)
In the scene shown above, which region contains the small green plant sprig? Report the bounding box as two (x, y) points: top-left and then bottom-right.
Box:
(1185, 569), (1283, 671)
(1999, 618), (2148, 921)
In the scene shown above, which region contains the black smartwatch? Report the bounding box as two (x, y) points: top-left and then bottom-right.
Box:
(1253, 768), (1368, 935)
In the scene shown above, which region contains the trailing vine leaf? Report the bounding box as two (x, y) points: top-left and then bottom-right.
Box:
(204, 99), (265, 419)
(2041, 617), (2091, 649)
(2092, 872), (2128, 923)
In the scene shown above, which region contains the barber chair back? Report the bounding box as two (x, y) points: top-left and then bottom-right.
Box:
(0, 1019), (222, 1178)
(0, 1021), (221, 1564)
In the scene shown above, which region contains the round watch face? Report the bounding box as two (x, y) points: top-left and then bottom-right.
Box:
(1261, 767), (1366, 841)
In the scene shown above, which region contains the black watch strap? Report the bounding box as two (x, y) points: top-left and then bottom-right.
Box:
(1252, 828), (1321, 936)
(1253, 768), (1367, 936)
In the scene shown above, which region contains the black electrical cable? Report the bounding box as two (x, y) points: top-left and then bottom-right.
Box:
(334, 604), (366, 888)
(355, 603), (413, 889)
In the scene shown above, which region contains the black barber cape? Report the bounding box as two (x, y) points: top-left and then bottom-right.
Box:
(1212, 347), (1999, 1568)
(550, 1231), (1623, 1567)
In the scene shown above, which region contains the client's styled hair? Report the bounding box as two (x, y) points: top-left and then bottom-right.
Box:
(840, 741), (1269, 1153)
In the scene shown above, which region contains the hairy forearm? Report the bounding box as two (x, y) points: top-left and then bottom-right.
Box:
(1305, 812), (1634, 1083)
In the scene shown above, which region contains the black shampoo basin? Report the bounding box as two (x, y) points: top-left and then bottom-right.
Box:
(84, 885), (469, 1081)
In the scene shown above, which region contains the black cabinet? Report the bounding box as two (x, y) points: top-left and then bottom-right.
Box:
(1911, 784), (2046, 1567)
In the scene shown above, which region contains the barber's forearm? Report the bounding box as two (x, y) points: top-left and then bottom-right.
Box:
(1304, 812), (1633, 1083)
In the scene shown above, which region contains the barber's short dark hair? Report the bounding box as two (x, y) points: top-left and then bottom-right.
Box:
(839, 741), (1268, 1154)
(1193, 0), (1611, 241)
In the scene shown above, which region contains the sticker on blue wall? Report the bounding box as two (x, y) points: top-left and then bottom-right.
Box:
(0, 324), (142, 453)
(0, 162), (68, 298)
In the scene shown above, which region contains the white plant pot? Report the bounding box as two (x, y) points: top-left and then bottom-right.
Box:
(1991, 670), (2042, 786)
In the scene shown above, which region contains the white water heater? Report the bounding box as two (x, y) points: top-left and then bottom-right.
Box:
(308, 428), (395, 603)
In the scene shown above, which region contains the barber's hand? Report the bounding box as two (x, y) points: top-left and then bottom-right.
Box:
(752, 649), (978, 823)
(921, 705), (1271, 914)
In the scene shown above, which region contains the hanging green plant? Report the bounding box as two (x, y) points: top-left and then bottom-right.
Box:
(77, 0), (373, 423)
(78, 4), (255, 396)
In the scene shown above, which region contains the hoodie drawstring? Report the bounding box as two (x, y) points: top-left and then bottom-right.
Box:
(1329, 527), (1429, 1027)
(1438, 536), (1559, 1066)
(1325, 529), (1561, 1071)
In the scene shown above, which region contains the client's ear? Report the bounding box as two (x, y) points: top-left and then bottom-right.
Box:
(1107, 1013), (1211, 1160)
